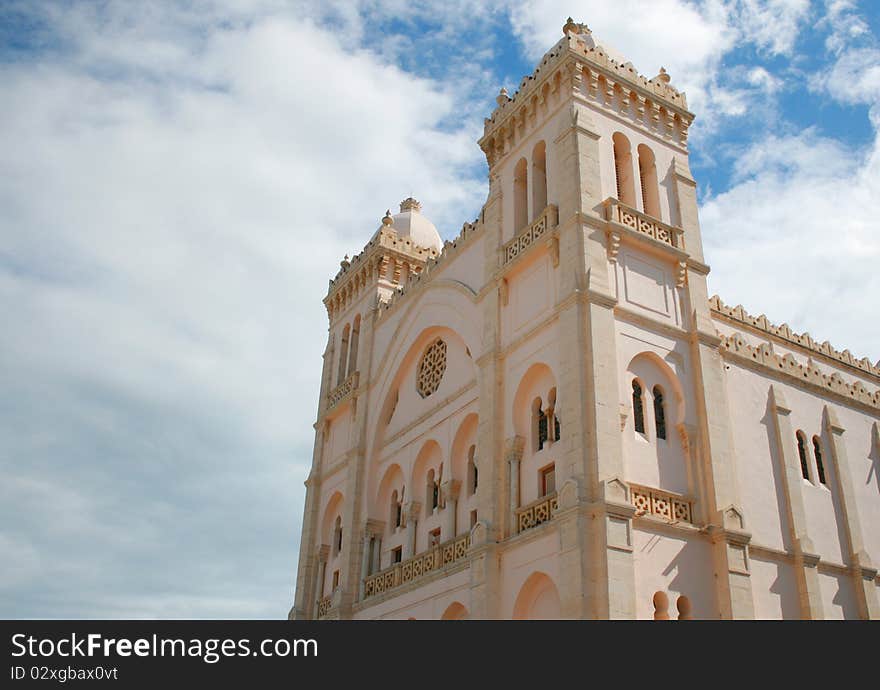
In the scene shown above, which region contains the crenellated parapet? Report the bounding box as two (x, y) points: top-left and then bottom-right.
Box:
(376, 217), (484, 320)
(324, 224), (438, 322)
(718, 332), (880, 413)
(711, 295), (880, 382)
(479, 18), (694, 170)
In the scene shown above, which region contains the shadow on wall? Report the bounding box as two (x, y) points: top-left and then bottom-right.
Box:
(658, 538), (713, 619)
(764, 556), (802, 619)
(761, 396), (796, 553)
(868, 425), (880, 495)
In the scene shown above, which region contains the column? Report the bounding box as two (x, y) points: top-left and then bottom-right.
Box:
(505, 436), (524, 536)
(442, 480), (461, 540)
(823, 407), (880, 619)
(405, 501), (421, 558)
(769, 385), (824, 619)
(315, 544), (330, 611)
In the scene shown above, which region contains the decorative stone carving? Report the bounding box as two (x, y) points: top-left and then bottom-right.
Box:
(416, 338), (447, 398)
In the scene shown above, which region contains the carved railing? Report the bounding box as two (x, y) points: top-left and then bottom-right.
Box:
(516, 493), (558, 533)
(603, 198), (683, 250)
(363, 533), (471, 600)
(502, 204), (559, 265)
(630, 484), (692, 524)
(327, 371), (359, 411)
(316, 595), (333, 619)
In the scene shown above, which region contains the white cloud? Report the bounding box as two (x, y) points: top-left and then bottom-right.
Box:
(0, 2), (487, 617)
(702, 128), (880, 361)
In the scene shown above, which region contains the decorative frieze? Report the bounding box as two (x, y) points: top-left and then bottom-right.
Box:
(502, 205), (559, 266)
(362, 533), (471, 600)
(327, 371), (359, 411)
(516, 493), (559, 533)
(710, 295), (880, 381)
(719, 333), (880, 411)
(630, 484), (693, 525)
(603, 198), (684, 250)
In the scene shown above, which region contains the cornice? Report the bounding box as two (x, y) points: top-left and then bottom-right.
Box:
(719, 332), (880, 415)
(710, 295), (880, 383)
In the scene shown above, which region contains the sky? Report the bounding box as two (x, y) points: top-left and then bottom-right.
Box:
(1, 1), (878, 619)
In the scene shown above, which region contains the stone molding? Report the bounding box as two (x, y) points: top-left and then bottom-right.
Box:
(719, 332), (880, 412)
(710, 295), (880, 382)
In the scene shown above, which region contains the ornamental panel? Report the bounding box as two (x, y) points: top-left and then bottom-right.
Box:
(417, 339), (447, 398)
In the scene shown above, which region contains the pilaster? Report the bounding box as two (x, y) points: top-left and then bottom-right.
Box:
(823, 407), (880, 619)
(769, 385), (824, 619)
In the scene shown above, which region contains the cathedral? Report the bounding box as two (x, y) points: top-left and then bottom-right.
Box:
(289, 19), (880, 620)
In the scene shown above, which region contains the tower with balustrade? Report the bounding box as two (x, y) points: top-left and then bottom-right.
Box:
(290, 19), (880, 620)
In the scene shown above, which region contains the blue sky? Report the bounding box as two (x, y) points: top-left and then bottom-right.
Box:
(1, 1), (878, 618)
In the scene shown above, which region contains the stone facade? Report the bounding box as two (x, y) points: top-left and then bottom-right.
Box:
(289, 20), (880, 620)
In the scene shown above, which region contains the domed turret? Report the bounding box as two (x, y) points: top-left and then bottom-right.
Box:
(377, 197), (443, 253)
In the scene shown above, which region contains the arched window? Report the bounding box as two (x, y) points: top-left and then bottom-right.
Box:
(533, 396), (548, 451)
(547, 387), (560, 442)
(347, 314), (360, 378)
(514, 157), (528, 234)
(426, 469), (439, 512)
(337, 323), (350, 385)
(467, 445), (478, 496)
(632, 380), (645, 434)
(637, 144), (660, 218)
(812, 436), (827, 485)
(652, 386), (666, 440)
(391, 489), (402, 528)
(612, 132), (635, 207)
(333, 516), (343, 555)
(796, 431), (811, 481)
(532, 141), (547, 220)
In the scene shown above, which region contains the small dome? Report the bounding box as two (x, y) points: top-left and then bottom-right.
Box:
(378, 198), (442, 253)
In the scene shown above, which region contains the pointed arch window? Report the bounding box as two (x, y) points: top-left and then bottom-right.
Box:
(812, 436), (827, 485)
(652, 386), (666, 440)
(632, 380), (645, 434)
(796, 431), (811, 481)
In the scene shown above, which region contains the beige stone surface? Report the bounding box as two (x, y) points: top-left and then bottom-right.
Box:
(290, 20), (880, 621)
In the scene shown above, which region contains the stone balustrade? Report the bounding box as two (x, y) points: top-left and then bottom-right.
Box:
(630, 484), (692, 524)
(502, 205), (559, 265)
(363, 533), (471, 600)
(516, 493), (559, 533)
(327, 371), (359, 411)
(603, 198), (683, 250)
(316, 595), (333, 619)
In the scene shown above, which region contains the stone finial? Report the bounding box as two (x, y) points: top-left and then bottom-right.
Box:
(382, 210), (393, 226)
(656, 67), (671, 84)
(563, 17), (579, 35)
(340, 254), (350, 269)
(399, 197), (422, 212)
(496, 87), (509, 106)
